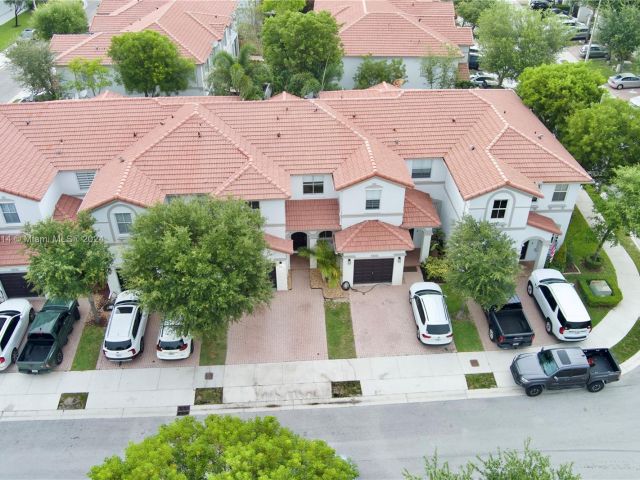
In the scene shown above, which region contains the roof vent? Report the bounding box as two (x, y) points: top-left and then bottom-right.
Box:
(538, 134), (543, 140)
(470, 145), (475, 150)
(276, 115), (279, 120)
(352, 114), (356, 118)
(26, 120), (31, 125)
(395, 139), (399, 145)
(277, 132), (281, 138)
(133, 132), (137, 137)
(160, 121), (164, 125)
(197, 131), (201, 138)
(452, 118), (455, 123)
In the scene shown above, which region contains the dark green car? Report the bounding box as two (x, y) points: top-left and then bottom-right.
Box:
(17, 299), (80, 374)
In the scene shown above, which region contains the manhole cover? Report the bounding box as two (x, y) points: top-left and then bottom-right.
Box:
(204, 372), (213, 380)
(470, 359), (479, 367)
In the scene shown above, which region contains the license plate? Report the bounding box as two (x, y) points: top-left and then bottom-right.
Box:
(31, 369), (38, 373)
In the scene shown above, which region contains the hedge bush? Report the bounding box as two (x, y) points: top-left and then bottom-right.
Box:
(422, 256), (449, 283)
(575, 275), (622, 308)
(549, 242), (567, 271)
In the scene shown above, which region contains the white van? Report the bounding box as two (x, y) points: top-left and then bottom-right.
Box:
(103, 291), (148, 361)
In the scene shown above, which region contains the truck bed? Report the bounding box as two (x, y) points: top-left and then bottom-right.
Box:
(584, 349), (621, 376)
(17, 341), (53, 363)
(494, 310), (534, 335)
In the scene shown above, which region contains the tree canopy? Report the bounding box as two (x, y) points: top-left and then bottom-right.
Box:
(562, 97), (640, 182)
(21, 212), (113, 320)
(420, 45), (461, 89)
(120, 197), (273, 338)
(454, 0), (497, 29)
(3, 0), (25, 27)
(68, 57), (111, 96)
(353, 55), (407, 89)
(6, 40), (64, 99)
(597, 4), (640, 65)
(477, 2), (569, 85)
(445, 216), (520, 310)
(207, 44), (270, 99)
(261, 0), (305, 15)
(88, 415), (359, 480)
(108, 31), (195, 97)
(32, 0), (88, 40)
(516, 62), (606, 134)
(262, 10), (343, 95)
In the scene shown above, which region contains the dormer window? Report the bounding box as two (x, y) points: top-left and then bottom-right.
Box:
(303, 175), (324, 194)
(366, 189), (381, 210)
(411, 160), (432, 179)
(115, 213), (132, 235)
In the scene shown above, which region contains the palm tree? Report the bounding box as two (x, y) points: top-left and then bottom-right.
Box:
(207, 44), (270, 100)
(298, 240), (341, 288)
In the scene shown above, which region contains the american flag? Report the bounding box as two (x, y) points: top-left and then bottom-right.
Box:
(548, 235), (558, 261)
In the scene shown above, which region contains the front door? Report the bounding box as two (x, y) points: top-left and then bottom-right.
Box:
(520, 241), (529, 260)
(291, 232), (307, 251)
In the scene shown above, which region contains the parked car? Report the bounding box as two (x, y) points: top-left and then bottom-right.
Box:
(156, 319), (193, 360)
(608, 73), (640, 90)
(470, 72), (499, 88)
(511, 347), (620, 397)
(468, 52), (480, 71)
(579, 44), (609, 59)
(16, 299), (80, 374)
(485, 296), (534, 349)
(103, 291), (148, 361)
(409, 282), (453, 345)
(0, 299), (35, 371)
(570, 25), (591, 41)
(527, 269), (592, 341)
(529, 0), (550, 10)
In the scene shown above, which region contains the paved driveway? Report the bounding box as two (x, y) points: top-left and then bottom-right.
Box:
(225, 268), (328, 364)
(350, 270), (455, 358)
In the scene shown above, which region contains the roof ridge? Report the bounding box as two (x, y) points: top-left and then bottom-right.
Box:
(105, 0), (145, 17)
(406, 189), (429, 217)
(185, 10), (222, 37)
(379, 220), (412, 245)
(123, 0), (175, 31)
(395, 11), (460, 50)
(148, 21), (202, 61)
(54, 32), (103, 62)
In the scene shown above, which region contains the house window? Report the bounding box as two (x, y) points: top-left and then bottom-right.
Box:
(552, 184), (569, 202)
(115, 213), (132, 235)
(0, 203), (20, 224)
(411, 160), (432, 179)
(366, 189), (381, 210)
(302, 175), (324, 194)
(319, 231), (333, 240)
(247, 201), (260, 210)
(490, 199), (508, 219)
(76, 171), (96, 190)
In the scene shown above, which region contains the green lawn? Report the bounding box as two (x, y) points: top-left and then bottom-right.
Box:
(465, 373), (497, 390)
(0, 11), (33, 51)
(71, 324), (105, 371)
(325, 301), (356, 359)
(582, 59), (616, 81)
(440, 284), (484, 352)
(199, 329), (228, 366)
(611, 318), (640, 364)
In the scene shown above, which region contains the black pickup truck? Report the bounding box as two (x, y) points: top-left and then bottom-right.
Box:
(16, 299), (79, 374)
(511, 347), (621, 397)
(485, 296), (534, 349)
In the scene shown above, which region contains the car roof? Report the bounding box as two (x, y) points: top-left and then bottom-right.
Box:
(548, 347), (588, 367)
(105, 305), (137, 340)
(547, 283), (591, 321)
(533, 268), (565, 282)
(115, 290), (140, 304)
(0, 298), (29, 312)
(29, 310), (65, 334)
(417, 290), (449, 325)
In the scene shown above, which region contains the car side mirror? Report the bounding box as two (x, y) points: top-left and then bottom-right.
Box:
(552, 376), (559, 381)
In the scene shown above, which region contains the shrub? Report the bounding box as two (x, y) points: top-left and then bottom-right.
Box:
(584, 255), (603, 271)
(429, 228), (446, 257)
(422, 256), (449, 282)
(549, 241), (567, 271)
(575, 275), (622, 308)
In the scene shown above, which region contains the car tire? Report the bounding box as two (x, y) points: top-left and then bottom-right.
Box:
(489, 327), (496, 342)
(139, 336), (145, 355)
(527, 281), (534, 297)
(55, 350), (63, 365)
(545, 319), (553, 335)
(190, 342), (194, 355)
(587, 380), (605, 393)
(29, 308), (35, 323)
(617, 84), (623, 90)
(11, 348), (19, 364)
(525, 385), (543, 397)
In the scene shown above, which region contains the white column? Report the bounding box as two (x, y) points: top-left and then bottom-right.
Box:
(534, 240), (551, 270)
(106, 269), (121, 295)
(342, 256), (354, 286)
(275, 260), (288, 291)
(392, 255), (405, 285)
(419, 228), (433, 263)
(308, 233), (318, 269)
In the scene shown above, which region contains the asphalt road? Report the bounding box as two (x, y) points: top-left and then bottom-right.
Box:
(0, 369), (638, 480)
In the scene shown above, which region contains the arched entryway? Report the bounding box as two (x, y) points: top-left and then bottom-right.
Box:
(291, 232), (308, 251)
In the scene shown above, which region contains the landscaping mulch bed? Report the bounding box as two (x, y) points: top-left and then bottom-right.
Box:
(310, 269), (349, 299)
(194, 387), (223, 405)
(331, 381), (362, 398)
(58, 392), (88, 410)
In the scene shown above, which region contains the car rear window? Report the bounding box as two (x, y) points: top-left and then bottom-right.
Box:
(426, 324), (450, 335)
(104, 340), (132, 351)
(28, 332), (55, 342)
(115, 306), (134, 314)
(159, 339), (185, 350)
(566, 321), (592, 330)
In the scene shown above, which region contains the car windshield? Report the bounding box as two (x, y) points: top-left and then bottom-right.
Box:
(538, 350), (558, 376)
(104, 339), (132, 351)
(426, 324), (450, 335)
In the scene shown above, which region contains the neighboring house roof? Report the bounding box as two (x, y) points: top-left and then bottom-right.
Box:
(527, 212), (562, 235)
(50, 0), (236, 65)
(285, 199), (341, 232)
(402, 189), (440, 228)
(52, 194), (82, 221)
(264, 233), (294, 254)
(0, 88), (591, 210)
(335, 220), (414, 252)
(315, 0), (472, 58)
(0, 236), (28, 267)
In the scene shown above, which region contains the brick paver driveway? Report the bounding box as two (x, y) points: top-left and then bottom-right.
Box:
(225, 267), (328, 364)
(350, 270), (455, 358)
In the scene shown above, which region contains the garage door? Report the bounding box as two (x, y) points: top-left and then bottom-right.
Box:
(0, 273), (37, 298)
(353, 258), (394, 284)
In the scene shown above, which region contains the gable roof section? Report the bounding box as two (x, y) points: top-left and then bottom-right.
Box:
(0, 236), (28, 268)
(285, 199), (341, 231)
(53, 194), (82, 221)
(402, 189), (441, 228)
(335, 220), (414, 252)
(527, 212), (562, 235)
(264, 233), (294, 255)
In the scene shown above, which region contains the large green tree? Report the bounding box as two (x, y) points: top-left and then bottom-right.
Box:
(6, 40), (64, 99)
(32, 0), (88, 40)
(261, 0), (305, 15)
(420, 45), (461, 89)
(68, 57), (111, 96)
(454, 0), (497, 29)
(120, 197), (273, 338)
(353, 55), (406, 89)
(21, 212), (113, 321)
(89, 415), (359, 479)
(597, 5), (640, 66)
(590, 165), (640, 260)
(207, 44), (270, 99)
(262, 10), (343, 94)
(516, 63), (606, 134)
(477, 2), (569, 85)
(108, 31), (195, 97)
(445, 216), (520, 310)
(562, 98), (640, 182)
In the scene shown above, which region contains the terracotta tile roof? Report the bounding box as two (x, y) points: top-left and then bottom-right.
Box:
(335, 220), (414, 252)
(52, 0), (236, 65)
(285, 199), (341, 232)
(527, 212), (562, 235)
(402, 189), (441, 228)
(264, 233), (294, 254)
(0, 235), (28, 267)
(52, 194), (82, 221)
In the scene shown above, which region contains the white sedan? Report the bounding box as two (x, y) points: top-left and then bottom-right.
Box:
(409, 282), (453, 345)
(470, 73), (499, 88)
(0, 299), (35, 371)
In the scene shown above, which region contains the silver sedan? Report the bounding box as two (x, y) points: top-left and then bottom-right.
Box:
(608, 73), (640, 90)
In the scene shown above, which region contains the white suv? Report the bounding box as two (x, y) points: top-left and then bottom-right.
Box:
(156, 319), (193, 360)
(409, 282), (453, 345)
(0, 299), (34, 370)
(527, 269), (592, 341)
(103, 291), (148, 361)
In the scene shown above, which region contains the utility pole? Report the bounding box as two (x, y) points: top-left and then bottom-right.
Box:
(584, 0), (602, 62)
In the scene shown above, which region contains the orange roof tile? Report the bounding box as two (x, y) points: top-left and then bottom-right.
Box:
(0, 235), (29, 267)
(52, 194), (82, 221)
(335, 220), (414, 252)
(402, 189), (441, 228)
(285, 200), (341, 232)
(527, 212), (562, 235)
(264, 233), (294, 254)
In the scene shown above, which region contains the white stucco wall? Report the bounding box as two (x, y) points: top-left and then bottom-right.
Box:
(0, 192), (41, 234)
(467, 187), (532, 230)
(90, 201), (146, 244)
(289, 174), (338, 200)
(339, 177), (405, 229)
(260, 199), (286, 238)
(531, 182), (581, 246)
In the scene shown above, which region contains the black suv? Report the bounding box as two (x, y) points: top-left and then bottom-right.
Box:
(530, 0), (550, 9)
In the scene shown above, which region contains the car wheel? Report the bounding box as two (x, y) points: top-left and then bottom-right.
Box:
(11, 348), (19, 364)
(527, 281), (534, 297)
(489, 327), (496, 342)
(190, 342), (194, 355)
(55, 350), (63, 365)
(545, 319), (553, 335)
(29, 308), (35, 323)
(139, 336), (145, 355)
(617, 84), (623, 90)
(525, 385), (543, 397)
(587, 380), (605, 393)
